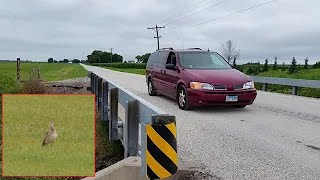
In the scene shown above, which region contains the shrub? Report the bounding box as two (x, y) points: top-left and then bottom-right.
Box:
(21, 79), (47, 94)
(313, 61), (320, 69)
(0, 73), (21, 95)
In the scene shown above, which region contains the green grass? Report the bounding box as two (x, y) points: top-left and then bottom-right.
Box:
(103, 67), (146, 75)
(0, 62), (87, 82)
(257, 69), (320, 80)
(254, 69), (320, 98)
(3, 95), (95, 177)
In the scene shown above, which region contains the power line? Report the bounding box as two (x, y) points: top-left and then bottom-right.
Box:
(191, 0), (278, 27)
(148, 25), (165, 50)
(165, 0), (228, 26)
(163, 0), (278, 37)
(161, 0), (216, 23)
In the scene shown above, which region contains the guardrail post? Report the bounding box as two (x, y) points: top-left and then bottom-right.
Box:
(95, 77), (100, 107)
(92, 74), (96, 94)
(109, 88), (118, 141)
(292, 86), (298, 95)
(262, 83), (268, 91)
(90, 73), (94, 93)
(145, 114), (178, 179)
(87, 71), (92, 92)
(102, 81), (109, 122)
(124, 100), (138, 158)
(97, 77), (103, 112)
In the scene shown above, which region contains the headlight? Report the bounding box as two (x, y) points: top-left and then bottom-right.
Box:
(190, 82), (214, 90)
(243, 81), (255, 89)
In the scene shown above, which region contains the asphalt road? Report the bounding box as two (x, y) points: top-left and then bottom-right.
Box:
(82, 64), (320, 180)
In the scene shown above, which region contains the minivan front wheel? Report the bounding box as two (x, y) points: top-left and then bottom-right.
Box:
(148, 79), (157, 96)
(177, 86), (190, 110)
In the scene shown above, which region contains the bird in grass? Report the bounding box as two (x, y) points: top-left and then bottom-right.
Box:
(42, 121), (58, 147)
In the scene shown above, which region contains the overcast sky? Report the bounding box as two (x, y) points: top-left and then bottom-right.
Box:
(0, 0), (319, 64)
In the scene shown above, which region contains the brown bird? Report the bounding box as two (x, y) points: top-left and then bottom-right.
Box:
(42, 121), (58, 147)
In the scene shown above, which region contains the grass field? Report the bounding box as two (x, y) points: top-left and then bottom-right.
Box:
(103, 67), (145, 75)
(0, 62), (87, 82)
(257, 69), (320, 80)
(2, 95), (95, 177)
(252, 69), (320, 98)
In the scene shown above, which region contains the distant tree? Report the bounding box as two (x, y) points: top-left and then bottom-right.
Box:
(54, 60), (58, 63)
(124, 61), (127, 63)
(232, 51), (240, 69)
(112, 53), (123, 63)
(257, 62), (261, 71)
(58, 60), (63, 63)
(63, 59), (69, 63)
(262, 59), (269, 72)
(313, 61), (320, 68)
(304, 57), (309, 69)
(87, 50), (123, 63)
(281, 62), (286, 71)
(272, 56), (278, 70)
(72, 59), (80, 63)
(48, 58), (54, 63)
(288, 57), (298, 74)
(236, 65), (243, 72)
(135, 53), (151, 63)
(246, 66), (254, 75)
(80, 60), (88, 64)
(221, 40), (240, 64)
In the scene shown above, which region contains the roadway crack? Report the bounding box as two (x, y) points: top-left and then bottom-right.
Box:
(306, 145), (320, 151)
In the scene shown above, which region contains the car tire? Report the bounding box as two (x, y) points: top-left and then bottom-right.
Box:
(233, 105), (247, 108)
(148, 79), (157, 96)
(177, 85), (191, 110)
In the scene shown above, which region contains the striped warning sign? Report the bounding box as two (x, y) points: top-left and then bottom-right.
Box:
(146, 120), (178, 179)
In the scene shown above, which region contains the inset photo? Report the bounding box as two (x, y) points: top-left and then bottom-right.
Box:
(2, 94), (95, 177)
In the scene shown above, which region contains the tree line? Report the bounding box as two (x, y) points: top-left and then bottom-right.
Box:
(243, 56), (320, 75)
(87, 50), (123, 64)
(48, 58), (86, 64)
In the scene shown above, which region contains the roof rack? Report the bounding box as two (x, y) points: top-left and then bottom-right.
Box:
(188, 48), (202, 50)
(157, 47), (174, 51)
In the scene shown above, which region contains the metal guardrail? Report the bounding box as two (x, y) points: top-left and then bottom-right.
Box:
(88, 71), (178, 179)
(251, 76), (320, 95)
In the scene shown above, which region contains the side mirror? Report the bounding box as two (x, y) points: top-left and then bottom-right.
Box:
(165, 64), (176, 70)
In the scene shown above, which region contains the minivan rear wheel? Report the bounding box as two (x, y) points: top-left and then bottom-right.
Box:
(177, 86), (191, 110)
(148, 79), (157, 96)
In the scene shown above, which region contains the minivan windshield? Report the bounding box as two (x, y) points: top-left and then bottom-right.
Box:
(178, 52), (232, 69)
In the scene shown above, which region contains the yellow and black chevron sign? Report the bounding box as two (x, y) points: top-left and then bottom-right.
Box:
(146, 121), (178, 179)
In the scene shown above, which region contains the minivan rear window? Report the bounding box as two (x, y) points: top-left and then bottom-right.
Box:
(178, 52), (231, 70)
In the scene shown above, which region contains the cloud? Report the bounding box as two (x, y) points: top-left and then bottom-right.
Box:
(0, 0), (319, 64)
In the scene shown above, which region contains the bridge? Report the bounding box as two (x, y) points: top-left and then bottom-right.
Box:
(81, 64), (320, 179)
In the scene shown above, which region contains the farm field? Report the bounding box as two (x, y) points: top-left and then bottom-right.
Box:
(0, 62), (87, 81)
(2, 95), (95, 176)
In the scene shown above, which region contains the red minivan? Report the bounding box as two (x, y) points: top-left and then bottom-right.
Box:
(146, 48), (257, 110)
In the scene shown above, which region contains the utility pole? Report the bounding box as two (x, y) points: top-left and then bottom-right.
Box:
(110, 48), (113, 63)
(148, 25), (165, 50)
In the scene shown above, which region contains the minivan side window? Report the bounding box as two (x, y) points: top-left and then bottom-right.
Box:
(147, 52), (156, 67)
(166, 52), (177, 66)
(156, 51), (169, 68)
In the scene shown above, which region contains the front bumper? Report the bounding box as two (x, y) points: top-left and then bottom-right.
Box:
(187, 88), (257, 106)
